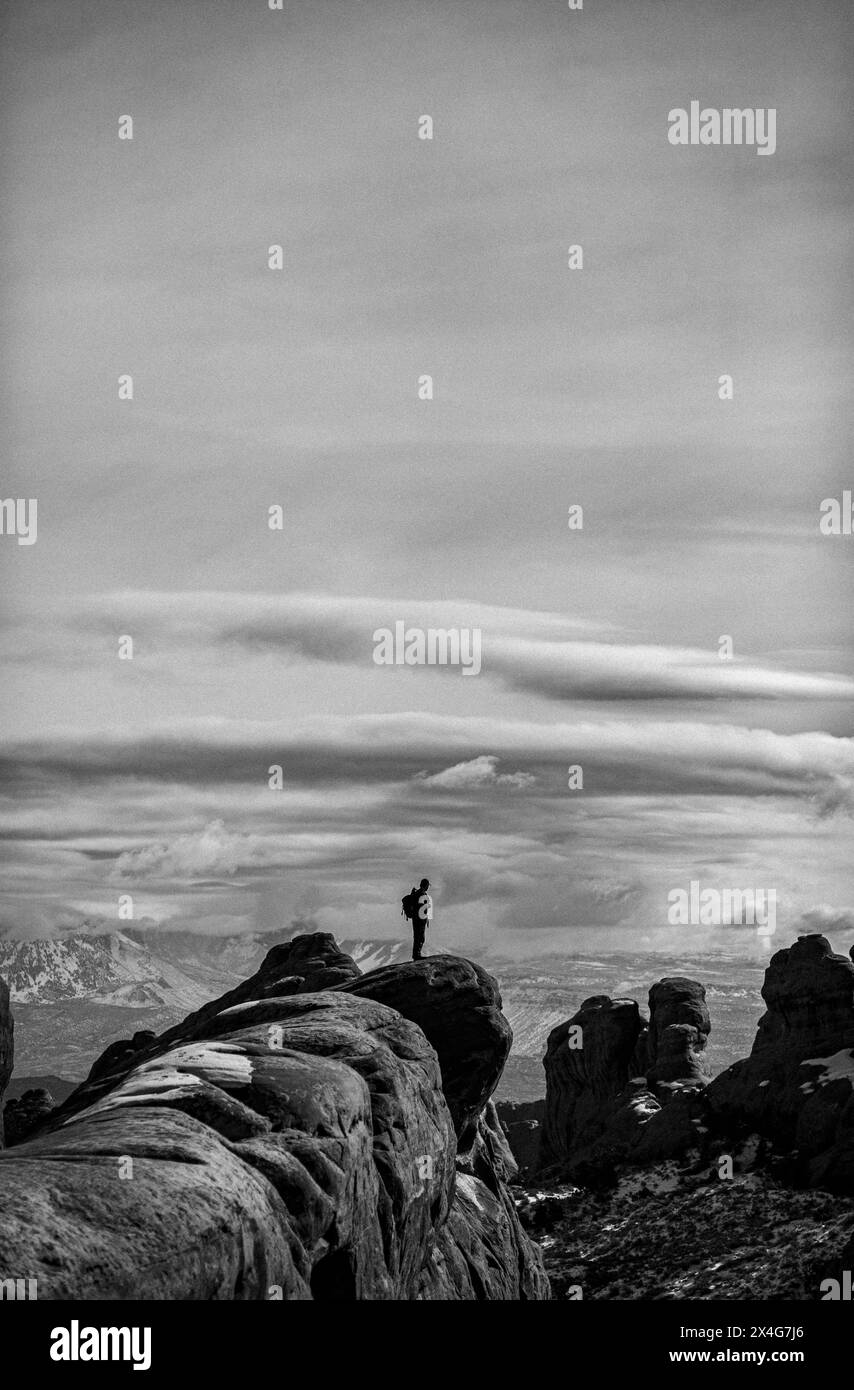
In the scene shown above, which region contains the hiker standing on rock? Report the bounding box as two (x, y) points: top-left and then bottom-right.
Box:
(402, 878), (432, 960)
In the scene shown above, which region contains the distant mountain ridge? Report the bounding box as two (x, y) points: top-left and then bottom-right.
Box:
(0, 930), (761, 1097)
(0, 928), (411, 1078)
(0, 931), (227, 1009)
(0, 928), (407, 1009)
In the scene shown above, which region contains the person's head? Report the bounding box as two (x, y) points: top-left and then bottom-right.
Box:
(419, 878), (430, 890)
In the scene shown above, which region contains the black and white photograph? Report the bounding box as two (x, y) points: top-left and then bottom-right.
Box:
(0, 0), (852, 1364)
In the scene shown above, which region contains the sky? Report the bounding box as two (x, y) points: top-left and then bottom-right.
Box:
(0, 0), (852, 958)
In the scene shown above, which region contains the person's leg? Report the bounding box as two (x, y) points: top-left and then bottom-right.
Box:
(412, 920), (425, 960)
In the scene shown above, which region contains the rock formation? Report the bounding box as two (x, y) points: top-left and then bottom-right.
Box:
(495, 1099), (544, 1177)
(341, 956), (512, 1152)
(540, 995), (644, 1169)
(524, 937), (854, 1299)
(0, 974), (12, 1147)
(538, 978), (710, 1176)
(533, 939), (854, 1196)
(0, 935), (548, 1300)
(643, 977), (711, 1085)
(86, 1030), (157, 1085)
(706, 934), (854, 1191)
(3, 1087), (55, 1147)
(47, 932), (363, 1128)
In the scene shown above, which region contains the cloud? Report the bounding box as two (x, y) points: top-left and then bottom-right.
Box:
(494, 877), (643, 932)
(2, 712), (852, 808)
(2, 709), (849, 953)
(0, 910), (159, 942)
(489, 637), (854, 704)
(810, 777), (854, 818)
(795, 905), (854, 942)
(415, 755), (536, 791)
(111, 819), (264, 882)
(27, 590), (854, 704)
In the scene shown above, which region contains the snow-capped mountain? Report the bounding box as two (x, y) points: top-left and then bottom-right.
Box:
(0, 928), (407, 1009)
(0, 932), (217, 1009)
(337, 939), (407, 972)
(0, 928), (409, 1079)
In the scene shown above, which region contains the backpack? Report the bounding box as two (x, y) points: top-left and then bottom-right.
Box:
(401, 889), (420, 921)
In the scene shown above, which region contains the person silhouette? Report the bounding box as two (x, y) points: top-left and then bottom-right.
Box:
(402, 877), (433, 960)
